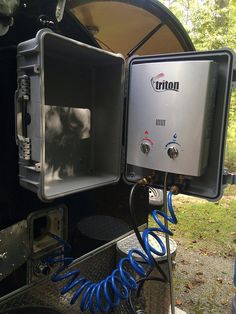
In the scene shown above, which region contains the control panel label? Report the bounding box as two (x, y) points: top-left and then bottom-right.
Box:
(151, 72), (180, 93)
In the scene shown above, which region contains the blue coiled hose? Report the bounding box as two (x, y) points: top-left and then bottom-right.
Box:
(46, 189), (177, 313)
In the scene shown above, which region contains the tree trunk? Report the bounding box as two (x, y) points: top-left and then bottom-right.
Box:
(215, 0), (229, 8)
(214, 0), (229, 27)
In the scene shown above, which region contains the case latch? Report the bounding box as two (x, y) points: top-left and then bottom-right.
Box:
(18, 135), (31, 160)
(16, 74), (31, 160)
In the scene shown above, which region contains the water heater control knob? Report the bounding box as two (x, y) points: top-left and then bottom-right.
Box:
(140, 141), (151, 154)
(167, 146), (179, 159)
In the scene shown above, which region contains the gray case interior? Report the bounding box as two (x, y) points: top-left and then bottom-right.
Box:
(16, 30), (125, 200)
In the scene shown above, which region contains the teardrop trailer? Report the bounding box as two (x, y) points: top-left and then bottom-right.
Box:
(0, 1), (235, 313)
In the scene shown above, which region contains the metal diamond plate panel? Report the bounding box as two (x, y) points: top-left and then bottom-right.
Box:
(0, 234), (175, 313)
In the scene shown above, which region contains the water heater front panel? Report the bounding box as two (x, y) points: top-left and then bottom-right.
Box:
(126, 60), (217, 176)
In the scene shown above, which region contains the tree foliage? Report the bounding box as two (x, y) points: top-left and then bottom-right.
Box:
(159, 0), (236, 171)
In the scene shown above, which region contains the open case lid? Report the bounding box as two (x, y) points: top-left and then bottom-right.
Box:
(16, 29), (125, 200)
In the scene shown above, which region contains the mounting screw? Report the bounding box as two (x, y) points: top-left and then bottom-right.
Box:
(35, 163), (41, 172)
(34, 262), (51, 276)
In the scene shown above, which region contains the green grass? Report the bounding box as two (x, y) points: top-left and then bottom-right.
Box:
(149, 185), (236, 256)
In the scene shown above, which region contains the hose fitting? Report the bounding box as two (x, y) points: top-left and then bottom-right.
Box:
(170, 185), (180, 195)
(137, 176), (152, 186)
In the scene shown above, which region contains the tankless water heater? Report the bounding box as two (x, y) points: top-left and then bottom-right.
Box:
(126, 60), (217, 176)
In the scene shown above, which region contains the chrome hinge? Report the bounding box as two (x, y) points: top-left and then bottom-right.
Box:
(56, 0), (66, 22)
(223, 169), (236, 185)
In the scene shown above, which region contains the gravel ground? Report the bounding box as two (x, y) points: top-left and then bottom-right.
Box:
(173, 238), (235, 314)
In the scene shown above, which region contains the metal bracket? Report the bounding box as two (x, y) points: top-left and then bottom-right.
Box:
(27, 205), (68, 283)
(223, 169), (236, 185)
(55, 0), (66, 22)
